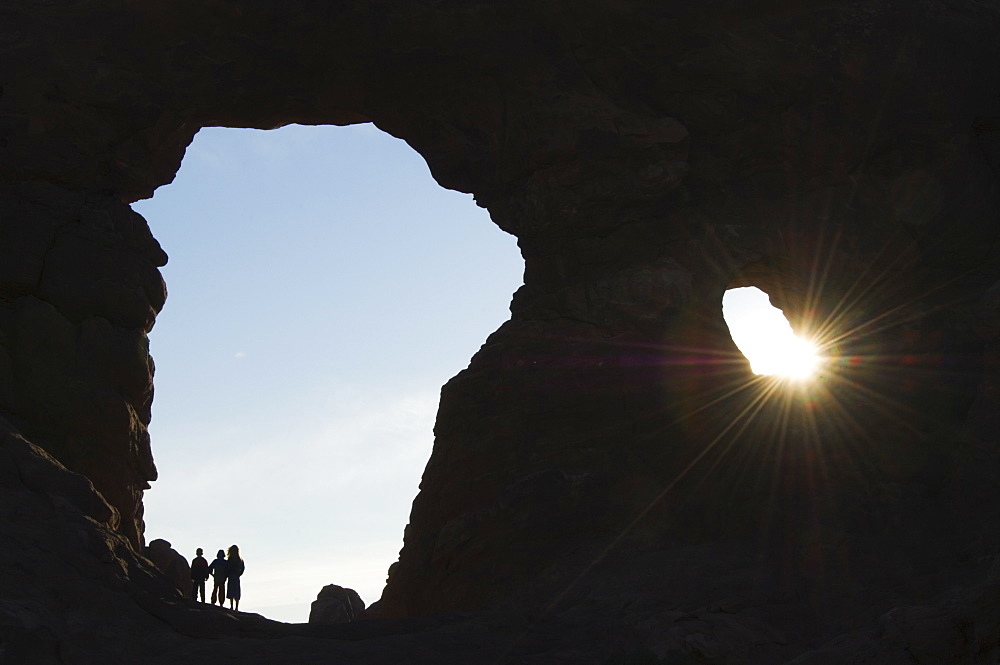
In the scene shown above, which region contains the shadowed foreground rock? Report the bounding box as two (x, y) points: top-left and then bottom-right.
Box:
(2, 1), (1000, 663)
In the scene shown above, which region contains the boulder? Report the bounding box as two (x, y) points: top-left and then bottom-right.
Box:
(144, 539), (191, 596)
(308, 585), (365, 625)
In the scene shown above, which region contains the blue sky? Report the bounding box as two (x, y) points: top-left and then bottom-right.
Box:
(133, 124), (524, 622)
(132, 123), (803, 623)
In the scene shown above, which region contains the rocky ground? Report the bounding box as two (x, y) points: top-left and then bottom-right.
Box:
(5, 413), (1000, 664)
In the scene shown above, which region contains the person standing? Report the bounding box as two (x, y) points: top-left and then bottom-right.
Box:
(190, 548), (209, 602)
(207, 549), (228, 606)
(226, 544), (245, 611)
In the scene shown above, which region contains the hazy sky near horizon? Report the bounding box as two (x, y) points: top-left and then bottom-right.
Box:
(131, 122), (805, 624)
(133, 123), (524, 622)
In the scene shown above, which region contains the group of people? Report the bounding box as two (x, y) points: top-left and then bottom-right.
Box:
(189, 545), (245, 610)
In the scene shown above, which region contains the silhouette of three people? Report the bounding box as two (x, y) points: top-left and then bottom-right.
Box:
(191, 545), (246, 609)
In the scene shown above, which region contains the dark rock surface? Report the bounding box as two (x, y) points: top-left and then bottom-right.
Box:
(2, 1), (1000, 663)
(309, 585), (366, 625)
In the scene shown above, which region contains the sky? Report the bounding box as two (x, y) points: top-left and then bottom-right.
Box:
(131, 123), (807, 623)
(132, 123), (524, 622)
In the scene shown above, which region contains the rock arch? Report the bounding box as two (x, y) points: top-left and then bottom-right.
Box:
(2, 1), (1000, 661)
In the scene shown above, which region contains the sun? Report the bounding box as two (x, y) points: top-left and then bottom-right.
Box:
(746, 333), (821, 380)
(723, 287), (823, 380)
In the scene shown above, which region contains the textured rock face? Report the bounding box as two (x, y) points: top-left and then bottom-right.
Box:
(0, 183), (165, 547)
(308, 585), (366, 625)
(2, 1), (1000, 662)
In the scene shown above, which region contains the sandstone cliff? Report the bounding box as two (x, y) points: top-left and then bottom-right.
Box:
(1, 1), (999, 663)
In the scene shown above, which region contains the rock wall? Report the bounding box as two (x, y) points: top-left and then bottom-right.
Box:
(2, 1), (1000, 662)
(0, 182), (165, 547)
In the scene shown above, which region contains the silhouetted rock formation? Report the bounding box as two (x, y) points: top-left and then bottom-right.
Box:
(309, 585), (366, 625)
(2, 1), (999, 663)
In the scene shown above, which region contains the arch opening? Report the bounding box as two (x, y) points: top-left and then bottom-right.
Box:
(131, 123), (524, 622)
(723, 286), (821, 381)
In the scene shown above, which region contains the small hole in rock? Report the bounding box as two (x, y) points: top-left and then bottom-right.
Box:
(723, 287), (820, 380)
